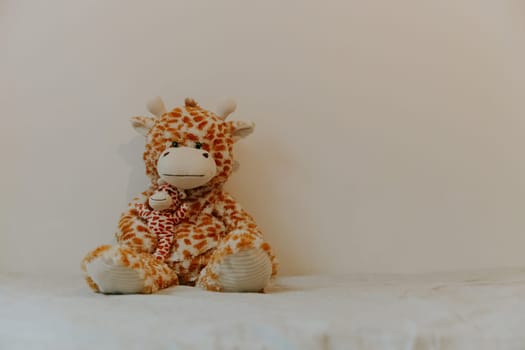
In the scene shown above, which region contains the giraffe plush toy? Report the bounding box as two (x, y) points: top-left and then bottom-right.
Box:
(135, 183), (188, 262)
(81, 97), (277, 293)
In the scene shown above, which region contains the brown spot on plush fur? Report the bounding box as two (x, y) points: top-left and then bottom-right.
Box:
(194, 240), (207, 250)
(197, 121), (208, 130)
(84, 276), (100, 292)
(120, 251), (131, 266)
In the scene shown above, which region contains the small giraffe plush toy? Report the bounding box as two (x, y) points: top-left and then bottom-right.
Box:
(135, 183), (188, 262)
(81, 97), (277, 294)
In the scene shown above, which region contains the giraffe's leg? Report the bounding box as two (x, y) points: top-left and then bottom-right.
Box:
(81, 213), (178, 294)
(196, 231), (277, 292)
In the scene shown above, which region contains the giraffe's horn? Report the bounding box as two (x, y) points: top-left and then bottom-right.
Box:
(216, 99), (237, 120)
(147, 96), (167, 118)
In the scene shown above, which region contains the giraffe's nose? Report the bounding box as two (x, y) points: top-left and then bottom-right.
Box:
(202, 153), (209, 158)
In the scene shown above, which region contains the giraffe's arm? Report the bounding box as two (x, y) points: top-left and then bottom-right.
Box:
(215, 192), (260, 236)
(213, 191), (275, 258)
(135, 203), (151, 219)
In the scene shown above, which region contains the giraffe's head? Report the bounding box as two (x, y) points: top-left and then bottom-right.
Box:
(130, 97), (254, 190)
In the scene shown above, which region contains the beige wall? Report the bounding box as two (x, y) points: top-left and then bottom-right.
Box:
(2, 0), (525, 276)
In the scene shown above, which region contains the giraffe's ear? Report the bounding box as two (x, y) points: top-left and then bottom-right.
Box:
(228, 120), (255, 142)
(130, 116), (156, 136)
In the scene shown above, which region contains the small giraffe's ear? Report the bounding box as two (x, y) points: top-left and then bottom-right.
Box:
(228, 120), (255, 142)
(130, 116), (156, 136)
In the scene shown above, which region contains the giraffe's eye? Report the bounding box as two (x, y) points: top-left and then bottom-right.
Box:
(171, 141), (179, 148)
(195, 142), (203, 149)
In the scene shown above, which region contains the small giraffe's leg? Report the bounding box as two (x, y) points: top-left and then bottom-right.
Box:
(196, 231), (277, 292)
(81, 245), (178, 294)
(153, 229), (174, 262)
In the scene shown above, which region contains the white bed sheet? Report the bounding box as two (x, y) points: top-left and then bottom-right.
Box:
(1, 269), (525, 350)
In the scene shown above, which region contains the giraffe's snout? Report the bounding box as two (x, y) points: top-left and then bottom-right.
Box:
(156, 146), (217, 190)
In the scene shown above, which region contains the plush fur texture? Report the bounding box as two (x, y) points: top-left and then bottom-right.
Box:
(81, 98), (278, 293)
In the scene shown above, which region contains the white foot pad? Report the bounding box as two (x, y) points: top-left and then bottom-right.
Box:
(86, 257), (145, 294)
(217, 248), (272, 292)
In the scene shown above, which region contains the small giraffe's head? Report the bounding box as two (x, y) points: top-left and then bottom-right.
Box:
(148, 190), (174, 211)
(131, 97), (254, 190)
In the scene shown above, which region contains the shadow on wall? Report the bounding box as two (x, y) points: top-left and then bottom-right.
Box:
(118, 135), (151, 203)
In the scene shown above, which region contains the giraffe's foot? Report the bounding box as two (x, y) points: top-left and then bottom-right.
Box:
(198, 248), (272, 292)
(82, 245), (178, 294)
(85, 254), (146, 294)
